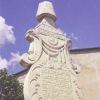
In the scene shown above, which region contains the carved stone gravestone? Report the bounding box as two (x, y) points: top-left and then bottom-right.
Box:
(20, 1), (83, 100)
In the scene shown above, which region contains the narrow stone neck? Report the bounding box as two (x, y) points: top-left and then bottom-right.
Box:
(41, 17), (56, 27)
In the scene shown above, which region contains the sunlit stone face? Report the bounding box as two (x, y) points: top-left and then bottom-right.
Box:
(20, 1), (83, 100)
(36, 1), (56, 22)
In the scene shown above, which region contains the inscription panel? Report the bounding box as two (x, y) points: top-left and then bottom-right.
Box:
(42, 67), (73, 100)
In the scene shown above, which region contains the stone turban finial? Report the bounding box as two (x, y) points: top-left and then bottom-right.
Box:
(36, 1), (56, 22)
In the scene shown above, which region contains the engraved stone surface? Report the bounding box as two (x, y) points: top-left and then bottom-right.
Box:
(20, 1), (83, 100)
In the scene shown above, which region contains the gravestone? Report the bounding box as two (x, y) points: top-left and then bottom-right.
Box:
(20, 1), (83, 100)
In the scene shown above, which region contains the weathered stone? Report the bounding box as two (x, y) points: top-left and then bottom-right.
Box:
(20, 1), (83, 100)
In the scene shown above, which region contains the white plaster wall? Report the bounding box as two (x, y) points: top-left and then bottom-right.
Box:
(17, 73), (27, 84)
(71, 51), (100, 100)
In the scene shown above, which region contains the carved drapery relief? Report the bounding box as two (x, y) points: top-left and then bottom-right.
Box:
(20, 23), (83, 100)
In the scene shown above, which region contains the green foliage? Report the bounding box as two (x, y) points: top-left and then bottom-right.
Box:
(0, 69), (24, 100)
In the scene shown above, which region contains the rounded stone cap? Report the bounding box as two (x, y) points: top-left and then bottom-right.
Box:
(36, 1), (56, 22)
